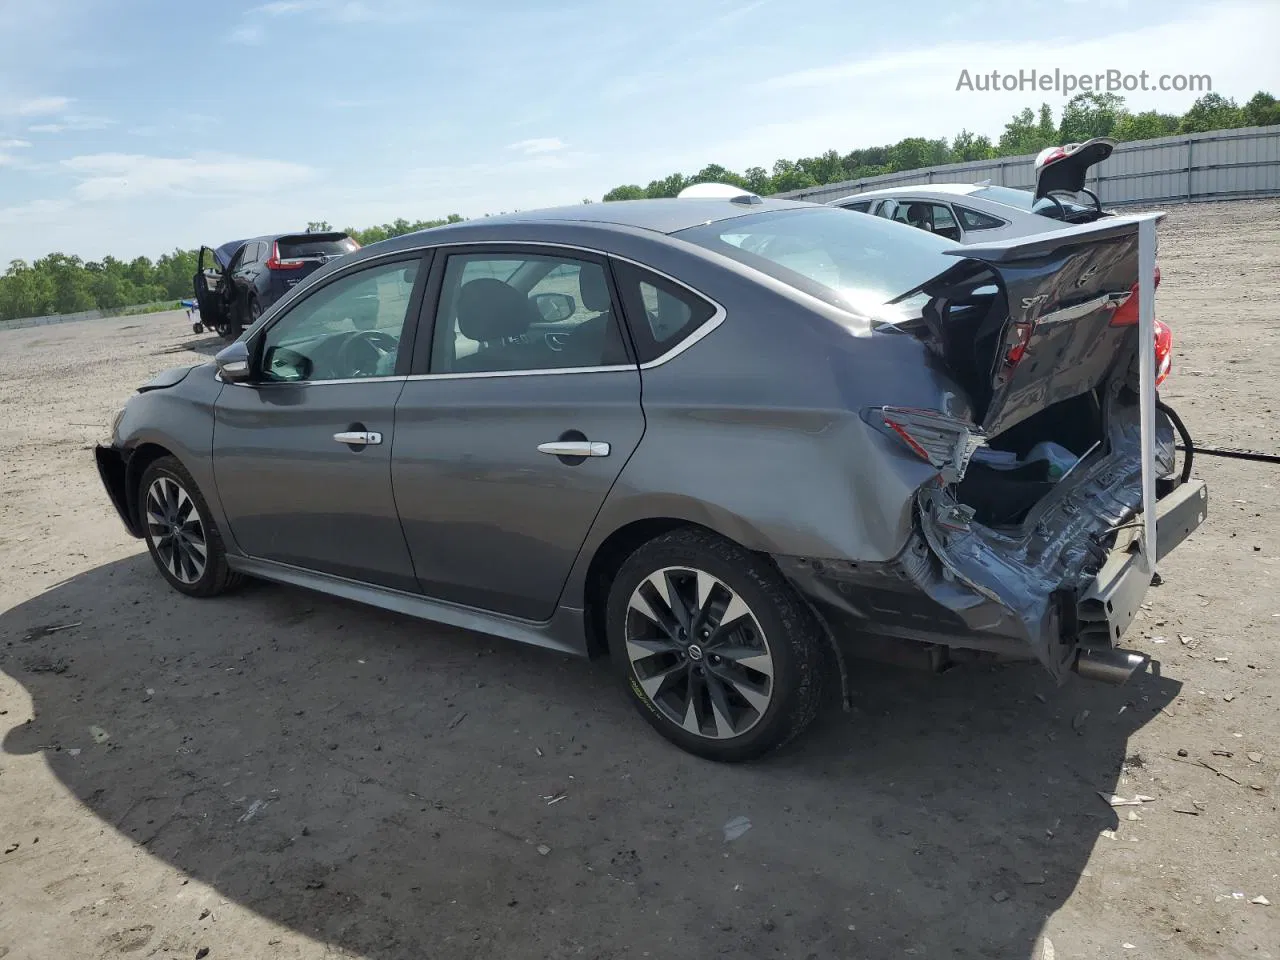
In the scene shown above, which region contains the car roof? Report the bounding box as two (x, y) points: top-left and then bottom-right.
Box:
(420, 197), (820, 238)
(834, 183), (990, 203)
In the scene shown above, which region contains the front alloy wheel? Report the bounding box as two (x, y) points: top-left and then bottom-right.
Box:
(145, 476), (207, 584)
(607, 528), (826, 761)
(138, 456), (242, 598)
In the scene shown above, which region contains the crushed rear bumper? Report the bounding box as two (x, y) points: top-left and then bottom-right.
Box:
(776, 474), (1207, 683)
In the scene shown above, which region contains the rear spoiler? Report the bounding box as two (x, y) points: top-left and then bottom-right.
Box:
(941, 212), (1165, 263)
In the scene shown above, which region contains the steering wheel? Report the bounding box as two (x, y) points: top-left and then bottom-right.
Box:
(335, 330), (398, 379)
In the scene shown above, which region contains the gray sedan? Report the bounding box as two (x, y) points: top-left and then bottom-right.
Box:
(95, 197), (1207, 761)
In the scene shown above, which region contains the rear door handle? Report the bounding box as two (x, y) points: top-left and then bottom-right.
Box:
(537, 440), (610, 457)
(334, 431), (382, 446)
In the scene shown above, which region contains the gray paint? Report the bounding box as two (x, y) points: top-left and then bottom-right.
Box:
(97, 199), (1206, 678)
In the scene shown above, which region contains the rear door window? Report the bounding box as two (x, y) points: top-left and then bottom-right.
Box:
(840, 200), (873, 213)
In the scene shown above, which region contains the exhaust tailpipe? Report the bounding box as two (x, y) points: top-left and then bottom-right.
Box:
(1073, 648), (1150, 685)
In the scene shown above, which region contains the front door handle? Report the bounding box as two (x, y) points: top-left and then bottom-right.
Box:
(537, 440), (610, 458)
(334, 430), (382, 446)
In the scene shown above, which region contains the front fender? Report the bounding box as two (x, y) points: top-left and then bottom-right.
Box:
(111, 364), (228, 544)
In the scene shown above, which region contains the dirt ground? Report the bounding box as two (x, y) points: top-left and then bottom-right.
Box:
(1, 201), (1277, 960)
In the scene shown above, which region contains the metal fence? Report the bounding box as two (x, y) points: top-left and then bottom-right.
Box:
(774, 124), (1280, 207)
(1, 302), (182, 332)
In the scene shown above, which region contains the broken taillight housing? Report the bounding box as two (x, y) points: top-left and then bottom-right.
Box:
(1154, 318), (1172, 387)
(1107, 264), (1161, 327)
(863, 407), (986, 484)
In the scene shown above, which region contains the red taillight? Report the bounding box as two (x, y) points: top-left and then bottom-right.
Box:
(1109, 264), (1161, 327)
(1154, 318), (1172, 387)
(266, 241), (306, 270)
(868, 407), (985, 483)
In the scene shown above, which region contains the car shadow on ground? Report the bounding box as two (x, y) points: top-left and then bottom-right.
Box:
(2, 554), (1180, 959)
(151, 334), (225, 359)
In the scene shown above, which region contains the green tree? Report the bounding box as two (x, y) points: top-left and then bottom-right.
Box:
(1112, 110), (1180, 141)
(1242, 91), (1280, 127)
(770, 159), (817, 192)
(602, 184), (646, 201)
(643, 173), (689, 198)
(307, 220), (333, 232)
(886, 137), (951, 172)
(1178, 93), (1244, 133)
(1058, 92), (1126, 142)
(742, 166), (773, 194)
(952, 129), (996, 162)
(997, 104), (1060, 155)
(689, 164), (747, 188)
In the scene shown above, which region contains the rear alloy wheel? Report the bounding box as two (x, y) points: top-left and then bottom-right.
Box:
(139, 456), (241, 598)
(607, 528), (825, 761)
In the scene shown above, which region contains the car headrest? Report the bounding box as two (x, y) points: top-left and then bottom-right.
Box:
(906, 202), (930, 221)
(456, 278), (537, 342)
(579, 266), (611, 312)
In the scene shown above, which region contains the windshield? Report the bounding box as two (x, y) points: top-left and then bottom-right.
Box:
(974, 185), (1096, 219)
(674, 207), (958, 315)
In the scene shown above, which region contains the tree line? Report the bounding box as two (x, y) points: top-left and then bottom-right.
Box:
(601, 90), (1280, 200)
(0, 215), (464, 322)
(3, 90), (1276, 322)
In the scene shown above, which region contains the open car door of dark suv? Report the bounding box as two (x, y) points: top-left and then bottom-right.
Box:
(193, 246), (232, 338)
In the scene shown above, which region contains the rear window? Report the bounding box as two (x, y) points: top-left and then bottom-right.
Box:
(674, 207), (957, 314)
(276, 234), (359, 259)
(973, 185), (1094, 219)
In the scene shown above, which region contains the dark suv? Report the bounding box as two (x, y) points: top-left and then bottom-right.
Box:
(194, 231), (360, 339)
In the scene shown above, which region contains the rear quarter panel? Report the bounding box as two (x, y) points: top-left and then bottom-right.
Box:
(562, 241), (972, 607)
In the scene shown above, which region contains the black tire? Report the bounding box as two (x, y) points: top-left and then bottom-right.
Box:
(605, 527), (825, 762)
(138, 456), (242, 598)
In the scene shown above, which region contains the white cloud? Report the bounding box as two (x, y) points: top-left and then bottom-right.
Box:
(0, 138), (32, 148)
(229, 23), (265, 44)
(28, 114), (113, 134)
(61, 153), (318, 201)
(507, 137), (566, 155)
(1, 95), (70, 116)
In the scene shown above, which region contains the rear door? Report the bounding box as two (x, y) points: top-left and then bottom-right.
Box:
(213, 254), (428, 590)
(193, 246), (228, 329)
(391, 247), (644, 620)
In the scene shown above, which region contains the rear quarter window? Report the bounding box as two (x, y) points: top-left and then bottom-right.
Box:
(612, 261), (718, 363)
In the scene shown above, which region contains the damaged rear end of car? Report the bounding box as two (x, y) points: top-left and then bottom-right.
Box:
(799, 216), (1207, 684)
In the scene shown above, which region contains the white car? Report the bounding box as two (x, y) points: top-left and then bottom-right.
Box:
(828, 138), (1118, 243)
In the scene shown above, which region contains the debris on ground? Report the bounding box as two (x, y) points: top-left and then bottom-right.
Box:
(89, 725), (109, 744)
(1180, 635), (1195, 645)
(1127, 811), (1142, 821)
(199, 908), (211, 920)
(448, 711), (467, 730)
(1177, 748), (1189, 757)
(1098, 793), (1156, 807)
(1100, 829), (1118, 840)
(536, 844), (551, 856)
(1072, 709), (1090, 733)
(544, 793), (567, 806)
(991, 890), (1010, 902)
(723, 816), (752, 842)
(23, 621), (82, 640)
(1212, 750), (1233, 757)
(1248, 752), (1263, 763)
(195, 948), (210, 959)
(1251, 895), (1271, 906)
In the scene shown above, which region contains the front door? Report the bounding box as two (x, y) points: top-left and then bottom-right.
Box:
(213, 254), (427, 591)
(193, 246), (230, 333)
(392, 249), (645, 621)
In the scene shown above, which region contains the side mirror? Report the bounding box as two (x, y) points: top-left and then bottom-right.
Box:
(532, 292), (576, 323)
(214, 341), (252, 383)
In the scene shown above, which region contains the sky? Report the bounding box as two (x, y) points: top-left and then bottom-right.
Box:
(1, 0), (1278, 264)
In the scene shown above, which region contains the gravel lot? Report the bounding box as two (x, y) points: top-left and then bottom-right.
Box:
(2, 200), (1277, 960)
